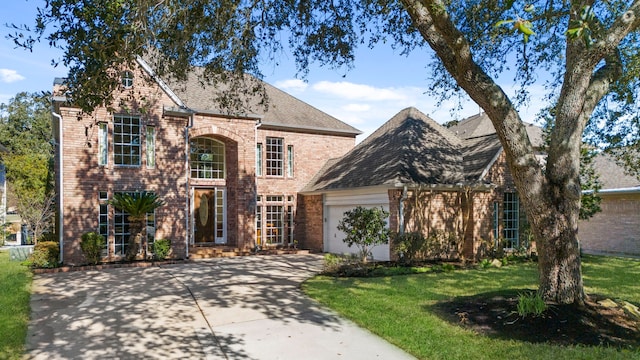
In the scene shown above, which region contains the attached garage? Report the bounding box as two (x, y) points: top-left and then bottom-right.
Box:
(324, 191), (391, 261)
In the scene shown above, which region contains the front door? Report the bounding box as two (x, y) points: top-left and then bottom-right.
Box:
(194, 188), (226, 244)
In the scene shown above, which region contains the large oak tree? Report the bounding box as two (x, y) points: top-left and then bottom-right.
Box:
(12, 0), (640, 304)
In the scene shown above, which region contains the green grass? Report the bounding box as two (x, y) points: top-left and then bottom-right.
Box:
(0, 250), (32, 359)
(303, 255), (640, 360)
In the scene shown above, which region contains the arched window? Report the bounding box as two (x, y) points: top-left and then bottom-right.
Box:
(190, 137), (225, 179)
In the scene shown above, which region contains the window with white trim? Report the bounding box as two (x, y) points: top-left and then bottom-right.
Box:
(98, 191), (109, 255)
(121, 70), (134, 89)
(98, 123), (108, 166)
(113, 191), (156, 256)
(256, 195), (295, 246)
(287, 145), (294, 178)
(256, 143), (263, 176)
(146, 126), (155, 168)
(113, 115), (141, 166)
(190, 137), (225, 179)
(266, 137), (283, 176)
(503, 192), (520, 248)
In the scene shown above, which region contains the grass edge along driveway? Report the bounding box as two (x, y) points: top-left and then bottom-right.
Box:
(0, 250), (33, 360)
(302, 255), (640, 360)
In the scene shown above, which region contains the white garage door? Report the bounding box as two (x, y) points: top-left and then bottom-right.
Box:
(325, 198), (391, 262)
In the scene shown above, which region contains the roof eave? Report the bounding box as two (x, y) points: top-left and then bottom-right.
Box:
(259, 122), (362, 136)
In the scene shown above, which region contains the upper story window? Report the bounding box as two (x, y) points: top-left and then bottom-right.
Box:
(121, 70), (134, 89)
(287, 145), (294, 178)
(256, 143), (263, 176)
(98, 122), (108, 166)
(114, 115), (141, 166)
(146, 126), (156, 168)
(190, 137), (225, 179)
(266, 137), (283, 177)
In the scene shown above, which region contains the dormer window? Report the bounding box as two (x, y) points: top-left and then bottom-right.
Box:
(121, 70), (134, 88)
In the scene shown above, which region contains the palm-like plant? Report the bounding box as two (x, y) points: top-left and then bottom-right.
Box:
(109, 192), (165, 261)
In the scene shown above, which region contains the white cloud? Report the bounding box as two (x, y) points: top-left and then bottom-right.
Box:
(273, 78), (308, 92)
(0, 69), (25, 83)
(342, 103), (370, 112)
(312, 81), (407, 101)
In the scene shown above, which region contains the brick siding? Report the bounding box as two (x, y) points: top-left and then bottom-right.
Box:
(579, 193), (640, 256)
(55, 65), (356, 264)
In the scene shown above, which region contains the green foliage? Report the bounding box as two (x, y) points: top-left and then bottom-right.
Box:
(516, 291), (548, 318)
(394, 230), (461, 263)
(479, 258), (493, 269)
(0, 92), (55, 242)
(304, 255), (640, 359)
(80, 232), (105, 265)
(337, 206), (390, 262)
(0, 251), (32, 359)
(579, 147), (603, 220)
(394, 232), (427, 264)
(152, 238), (171, 260)
(27, 241), (59, 268)
(109, 192), (165, 219)
(110, 192), (165, 261)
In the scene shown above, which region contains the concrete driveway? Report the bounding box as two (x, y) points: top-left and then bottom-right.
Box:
(26, 254), (415, 359)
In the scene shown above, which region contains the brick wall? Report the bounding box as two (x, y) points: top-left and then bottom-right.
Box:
(256, 128), (355, 248)
(296, 194), (324, 251)
(56, 66), (189, 264)
(579, 193), (640, 256)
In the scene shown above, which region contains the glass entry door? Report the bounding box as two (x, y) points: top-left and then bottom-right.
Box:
(194, 188), (226, 244)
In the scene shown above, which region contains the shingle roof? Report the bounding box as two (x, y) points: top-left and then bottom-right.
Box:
(462, 134), (503, 182)
(593, 153), (640, 190)
(449, 112), (544, 147)
(162, 68), (361, 135)
(303, 107), (501, 192)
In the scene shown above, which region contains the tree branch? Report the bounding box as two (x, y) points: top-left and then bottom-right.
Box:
(598, 0), (640, 52)
(399, 0), (543, 179)
(581, 50), (623, 123)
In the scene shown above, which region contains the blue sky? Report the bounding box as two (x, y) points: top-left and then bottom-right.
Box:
(1, 0), (545, 141)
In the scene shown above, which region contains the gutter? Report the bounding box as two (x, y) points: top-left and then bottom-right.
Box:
(254, 119), (262, 248)
(184, 112), (194, 258)
(52, 110), (64, 264)
(583, 186), (640, 195)
(398, 185), (408, 235)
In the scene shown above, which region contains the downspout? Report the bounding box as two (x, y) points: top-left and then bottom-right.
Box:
(185, 112), (194, 258)
(399, 185), (408, 235)
(254, 119), (262, 249)
(52, 110), (64, 264)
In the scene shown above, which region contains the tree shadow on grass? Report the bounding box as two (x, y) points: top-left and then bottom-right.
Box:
(429, 289), (640, 350)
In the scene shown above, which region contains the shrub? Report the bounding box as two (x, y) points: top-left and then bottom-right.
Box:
(394, 232), (427, 264)
(337, 206), (390, 262)
(80, 232), (105, 265)
(28, 241), (60, 268)
(516, 291), (547, 318)
(153, 238), (171, 260)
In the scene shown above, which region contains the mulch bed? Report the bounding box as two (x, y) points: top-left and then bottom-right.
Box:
(432, 290), (640, 349)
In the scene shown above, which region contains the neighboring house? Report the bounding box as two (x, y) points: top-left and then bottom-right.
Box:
(578, 154), (640, 256)
(300, 107), (529, 261)
(52, 57), (360, 265)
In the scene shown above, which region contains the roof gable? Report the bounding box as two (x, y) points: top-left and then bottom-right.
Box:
(157, 65), (361, 136)
(304, 107), (469, 191)
(449, 112), (544, 148)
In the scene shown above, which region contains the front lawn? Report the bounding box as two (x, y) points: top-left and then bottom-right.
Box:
(302, 255), (640, 360)
(0, 250), (33, 359)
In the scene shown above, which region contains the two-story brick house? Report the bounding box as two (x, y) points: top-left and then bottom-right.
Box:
(52, 57), (360, 265)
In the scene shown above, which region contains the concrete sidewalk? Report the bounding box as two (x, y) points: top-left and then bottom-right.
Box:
(26, 254), (415, 359)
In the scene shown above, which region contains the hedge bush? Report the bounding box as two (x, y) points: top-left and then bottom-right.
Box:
(80, 232), (105, 265)
(28, 241), (60, 268)
(153, 239), (171, 260)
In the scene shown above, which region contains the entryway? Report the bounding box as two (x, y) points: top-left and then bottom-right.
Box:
(193, 188), (226, 244)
